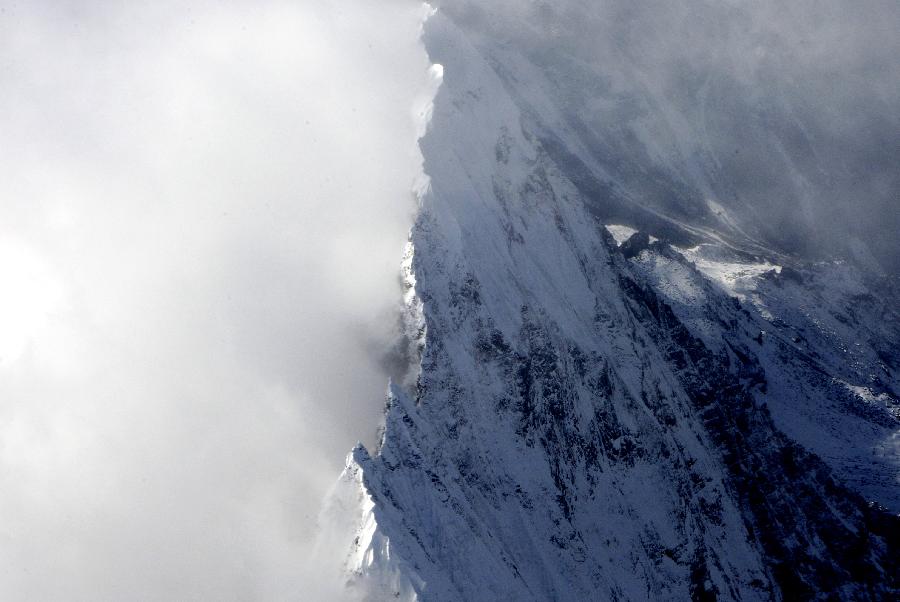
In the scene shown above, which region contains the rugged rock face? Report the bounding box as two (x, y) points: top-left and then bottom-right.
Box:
(331, 6), (900, 601)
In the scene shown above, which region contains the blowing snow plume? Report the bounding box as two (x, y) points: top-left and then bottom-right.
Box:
(435, 0), (900, 271)
(0, 1), (436, 599)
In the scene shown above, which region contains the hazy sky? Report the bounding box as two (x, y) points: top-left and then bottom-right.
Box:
(0, 1), (434, 599)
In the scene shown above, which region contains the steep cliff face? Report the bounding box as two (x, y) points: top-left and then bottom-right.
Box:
(332, 7), (899, 601)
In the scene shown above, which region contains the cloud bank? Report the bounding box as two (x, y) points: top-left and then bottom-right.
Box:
(0, 1), (433, 599)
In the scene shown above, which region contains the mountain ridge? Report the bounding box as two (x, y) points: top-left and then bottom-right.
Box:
(326, 6), (900, 600)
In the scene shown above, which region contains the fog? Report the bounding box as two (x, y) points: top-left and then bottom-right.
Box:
(438, 0), (900, 270)
(0, 1), (433, 599)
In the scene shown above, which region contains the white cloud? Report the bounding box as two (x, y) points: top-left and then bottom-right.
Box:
(0, 1), (433, 599)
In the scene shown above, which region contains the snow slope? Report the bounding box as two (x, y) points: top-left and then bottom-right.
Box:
(326, 4), (900, 600)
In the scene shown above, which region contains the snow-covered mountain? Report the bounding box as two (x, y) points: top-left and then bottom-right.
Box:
(323, 3), (900, 600)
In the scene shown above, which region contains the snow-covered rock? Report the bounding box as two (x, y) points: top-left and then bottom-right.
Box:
(327, 4), (900, 600)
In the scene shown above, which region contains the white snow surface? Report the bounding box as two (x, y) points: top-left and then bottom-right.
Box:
(604, 224), (638, 246)
(678, 244), (781, 302)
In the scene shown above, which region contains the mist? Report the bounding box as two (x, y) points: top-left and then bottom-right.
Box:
(0, 1), (434, 599)
(437, 0), (900, 270)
